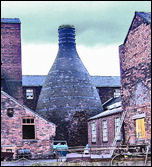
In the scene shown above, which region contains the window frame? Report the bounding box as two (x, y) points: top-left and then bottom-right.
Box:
(91, 122), (97, 143)
(22, 117), (36, 140)
(114, 89), (121, 98)
(135, 118), (146, 139)
(26, 89), (34, 99)
(102, 120), (108, 142)
(115, 117), (121, 141)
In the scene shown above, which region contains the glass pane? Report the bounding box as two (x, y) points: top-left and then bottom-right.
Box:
(23, 119), (26, 123)
(26, 89), (33, 93)
(31, 119), (34, 123)
(27, 119), (30, 123)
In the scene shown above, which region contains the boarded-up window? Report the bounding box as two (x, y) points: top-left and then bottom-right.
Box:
(22, 117), (35, 139)
(102, 120), (108, 142)
(136, 118), (146, 139)
(91, 122), (96, 143)
(115, 117), (121, 141)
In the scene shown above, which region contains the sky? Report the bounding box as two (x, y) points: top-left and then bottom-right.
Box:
(1, 1), (151, 76)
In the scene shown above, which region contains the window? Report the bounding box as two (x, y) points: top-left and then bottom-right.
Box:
(114, 89), (121, 98)
(26, 89), (34, 99)
(22, 117), (35, 139)
(102, 120), (108, 142)
(23, 118), (34, 124)
(91, 122), (96, 143)
(115, 117), (121, 141)
(136, 118), (146, 139)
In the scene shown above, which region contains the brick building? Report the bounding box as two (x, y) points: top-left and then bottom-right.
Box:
(87, 11), (151, 150)
(1, 18), (23, 103)
(119, 12), (151, 144)
(1, 18), (121, 149)
(1, 90), (56, 159)
(36, 25), (103, 146)
(1, 18), (56, 159)
(88, 96), (123, 150)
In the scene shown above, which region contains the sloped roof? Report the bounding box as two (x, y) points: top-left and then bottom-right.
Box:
(88, 106), (122, 120)
(136, 12), (151, 24)
(22, 75), (46, 86)
(1, 90), (56, 127)
(1, 18), (21, 24)
(103, 96), (122, 110)
(22, 75), (121, 87)
(123, 11), (151, 45)
(91, 76), (121, 87)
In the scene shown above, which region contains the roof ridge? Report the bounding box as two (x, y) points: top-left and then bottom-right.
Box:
(135, 11), (151, 24)
(88, 106), (122, 120)
(1, 18), (21, 23)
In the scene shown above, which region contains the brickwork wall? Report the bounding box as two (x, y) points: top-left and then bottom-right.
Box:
(1, 92), (56, 159)
(119, 14), (151, 144)
(88, 112), (123, 148)
(1, 22), (23, 103)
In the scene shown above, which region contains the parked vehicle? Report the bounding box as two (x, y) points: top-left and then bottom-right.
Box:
(53, 140), (68, 157)
(17, 148), (31, 159)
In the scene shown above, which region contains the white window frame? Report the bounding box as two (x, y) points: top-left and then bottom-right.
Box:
(115, 117), (121, 141)
(91, 122), (96, 143)
(102, 120), (108, 142)
(114, 89), (121, 98)
(26, 89), (34, 99)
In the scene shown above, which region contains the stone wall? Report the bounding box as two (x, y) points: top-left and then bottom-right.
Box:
(119, 13), (151, 144)
(1, 92), (56, 159)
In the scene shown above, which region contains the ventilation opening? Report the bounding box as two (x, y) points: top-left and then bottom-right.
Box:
(22, 125), (35, 139)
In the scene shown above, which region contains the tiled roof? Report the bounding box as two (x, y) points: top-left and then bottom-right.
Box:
(103, 96), (122, 110)
(1, 18), (21, 24)
(91, 76), (121, 87)
(22, 75), (121, 87)
(136, 12), (151, 24)
(22, 75), (46, 86)
(88, 106), (122, 120)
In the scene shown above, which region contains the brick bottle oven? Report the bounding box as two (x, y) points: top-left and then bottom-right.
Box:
(1, 18), (23, 103)
(36, 25), (103, 146)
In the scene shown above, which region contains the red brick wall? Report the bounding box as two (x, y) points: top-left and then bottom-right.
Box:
(1, 92), (56, 159)
(119, 14), (151, 144)
(88, 112), (122, 147)
(1, 22), (23, 103)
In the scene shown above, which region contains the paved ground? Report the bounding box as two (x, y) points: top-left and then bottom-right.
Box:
(1, 153), (111, 166)
(1, 159), (58, 166)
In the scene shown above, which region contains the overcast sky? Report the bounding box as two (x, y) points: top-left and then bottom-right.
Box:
(1, 1), (151, 76)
